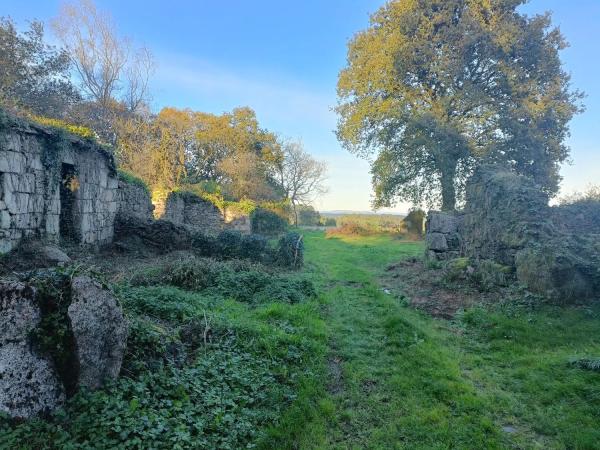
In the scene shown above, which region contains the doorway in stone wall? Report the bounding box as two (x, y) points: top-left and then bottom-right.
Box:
(59, 163), (80, 242)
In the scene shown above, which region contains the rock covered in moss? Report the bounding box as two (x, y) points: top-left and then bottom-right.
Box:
(0, 281), (65, 418)
(515, 236), (600, 302)
(0, 344), (66, 418)
(68, 276), (128, 389)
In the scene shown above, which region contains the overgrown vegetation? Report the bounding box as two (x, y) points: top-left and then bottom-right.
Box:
(251, 207), (289, 235)
(0, 250), (325, 449)
(117, 169), (150, 194)
(189, 229), (303, 269)
(2, 232), (599, 449)
(31, 115), (96, 140)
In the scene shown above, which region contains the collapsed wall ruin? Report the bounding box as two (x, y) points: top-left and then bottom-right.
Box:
(426, 165), (600, 301)
(161, 191), (251, 234)
(116, 178), (154, 221)
(0, 113), (119, 252)
(0, 111), (245, 254)
(162, 191), (225, 232)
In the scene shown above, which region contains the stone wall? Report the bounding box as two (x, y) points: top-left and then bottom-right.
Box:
(425, 165), (600, 301)
(0, 115), (118, 252)
(163, 191), (225, 234)
(424, 211), (463, 260)
(117, 180), (154, 221)
(224, 208), (251, 234)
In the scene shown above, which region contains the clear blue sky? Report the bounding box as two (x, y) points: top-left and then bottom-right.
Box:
(4, 0), (599, 212)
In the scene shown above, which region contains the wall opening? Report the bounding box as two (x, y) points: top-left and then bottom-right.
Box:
(59, 163), (80, 242)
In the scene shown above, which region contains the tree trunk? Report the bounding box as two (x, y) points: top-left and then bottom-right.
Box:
(440, 160), (457, 211)
(292, 202), (298, 226)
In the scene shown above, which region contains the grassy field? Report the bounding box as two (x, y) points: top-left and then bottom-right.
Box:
(322, 214), (406, 234)
(268, 232), (600, 449)
(2, 232), (599, 449)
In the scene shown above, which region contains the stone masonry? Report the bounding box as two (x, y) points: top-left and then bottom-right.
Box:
(162, 191), (226, 234)
(0, 114), (119, 252)
(425, 211), (463, 260)
(117, 179), (154, 221)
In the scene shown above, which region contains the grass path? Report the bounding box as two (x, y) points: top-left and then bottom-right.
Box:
(303, 232), (502, 449)
(266, 231), (600, 450)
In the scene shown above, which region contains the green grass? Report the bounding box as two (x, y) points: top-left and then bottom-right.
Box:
(266, 231), (600, 449)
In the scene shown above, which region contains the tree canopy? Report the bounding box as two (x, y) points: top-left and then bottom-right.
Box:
(116, 107), (285, 201)
(337, 0), (583, 210)
(0, 17), (80, 117)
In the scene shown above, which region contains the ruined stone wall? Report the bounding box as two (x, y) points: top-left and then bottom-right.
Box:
(425, 165), (600, 301)
(66, 145), (119, 245)
(552, 202), (600, 236)
(424, 211), (463, 260)
(163, 191), (225, 234)
(0, 115), (118, 252)
(224, 208), (251, 234)
(117, 180), (154, 221)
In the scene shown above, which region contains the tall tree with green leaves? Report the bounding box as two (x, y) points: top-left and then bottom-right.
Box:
(0, 17), (80, 117)
(337, 0), (582, 210)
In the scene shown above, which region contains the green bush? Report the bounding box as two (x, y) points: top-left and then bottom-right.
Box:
(216, 229), (244, 258)
(297, 205), (321, 226)
(239, 234), (268, 259)
(404, 208), (426, 236)
(276, 232), (304, 269)
(321, 217), (337, 227)
(251, 207), (288, 235)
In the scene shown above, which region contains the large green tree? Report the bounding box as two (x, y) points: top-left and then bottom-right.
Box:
(0, 17), (80, 117)
(337, 0), (582, 210)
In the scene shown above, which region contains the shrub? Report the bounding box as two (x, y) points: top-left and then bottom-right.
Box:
(276, 232), (304, 269)
(326, 221), (371, 237)
(251, 207), (288, 235)
(190, 231), (217, 256)
(239, 234), (268, 259)
(31, 115), (96, 140)
(216, 230), (244, 258)
(321, 217), (337, 227)
(297, 205), (321, 226)
(404, 208), (426, 237)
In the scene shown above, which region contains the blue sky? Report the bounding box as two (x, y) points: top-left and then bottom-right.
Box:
(4, 0), (599, 212)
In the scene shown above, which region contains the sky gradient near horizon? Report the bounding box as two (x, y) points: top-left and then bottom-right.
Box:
(3, 0), (599, 213)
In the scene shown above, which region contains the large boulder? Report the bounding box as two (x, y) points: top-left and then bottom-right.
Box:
(41, 245), (71, 264)
(0, 344), (66, 418)
(0, 281), (65, 418)
(0, 281), (39, 344)
(113, 215), (192, 254)
(69, 276), (128, 389)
